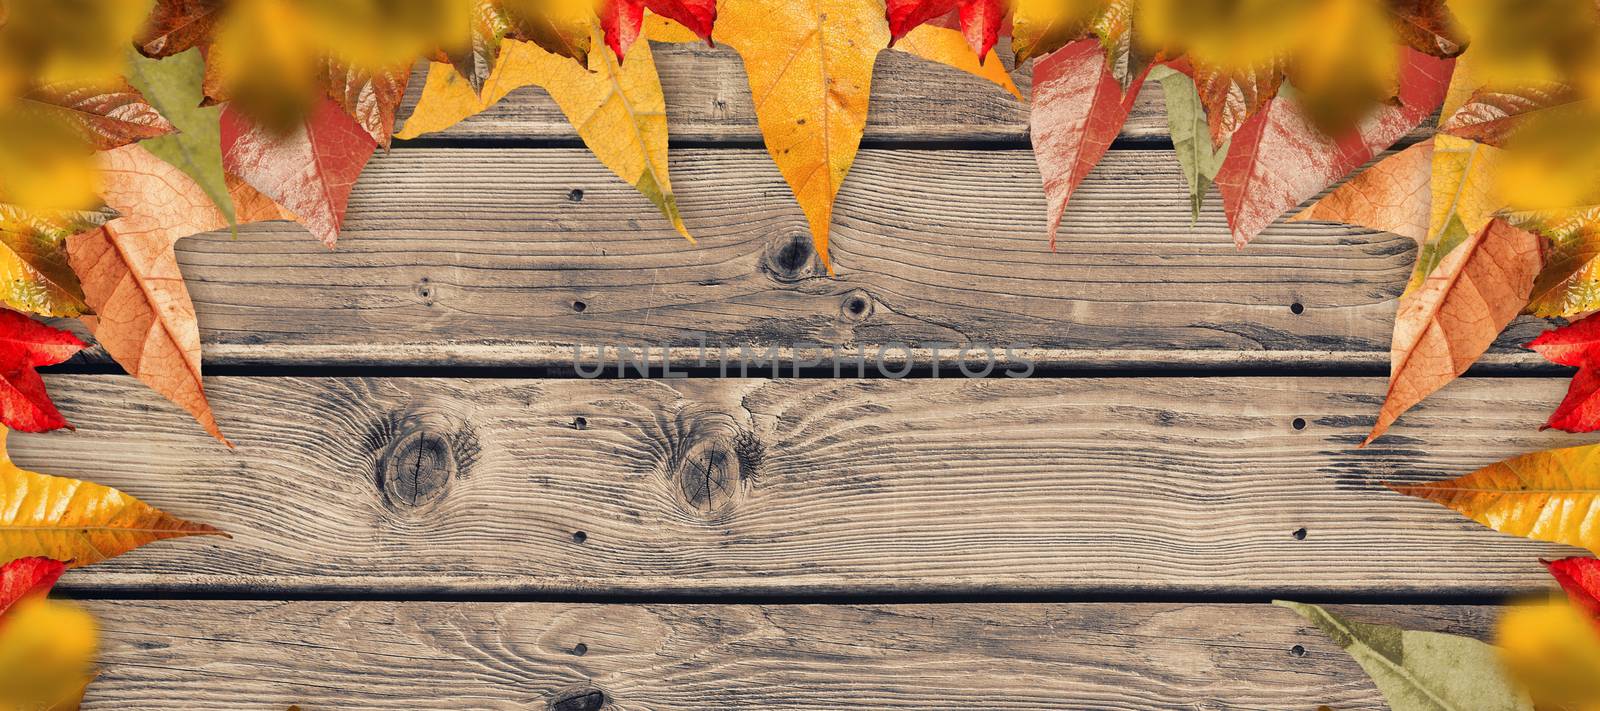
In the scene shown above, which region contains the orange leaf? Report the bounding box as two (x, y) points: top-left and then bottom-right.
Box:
(66, 144), (289, 445)
(1290, 140), (1434, 243)
(1365, 218), (1543, 444)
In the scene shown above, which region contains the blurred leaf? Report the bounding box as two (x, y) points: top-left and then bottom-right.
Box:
(1284, 0), (1400, 135)
(0, 596), (96, 711)
(1276, 600), (1532, 711)
(1497, 600), (1600, 710)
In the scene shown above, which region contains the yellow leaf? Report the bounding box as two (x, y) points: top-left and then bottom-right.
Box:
(1497, 600), (1600, 711)
(0, 597), (96, 711)
(0, 427), (225, 567)
(892, 24), (1022, 100)
(712, 0), (889, 272)
(1388, 441), (1600, 554)
(1010, 0), (1103, 64)
(1409, 134), (1502, 290)
(398, 27), (689, 239)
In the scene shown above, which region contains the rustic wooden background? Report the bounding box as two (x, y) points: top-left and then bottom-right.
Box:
(23, 42), (1586, 710)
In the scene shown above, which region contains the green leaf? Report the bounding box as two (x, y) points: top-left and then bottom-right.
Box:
(1275, 601), (1533, 711)
(124, 46), (235, 224)
(1150, 64), (1227, 221)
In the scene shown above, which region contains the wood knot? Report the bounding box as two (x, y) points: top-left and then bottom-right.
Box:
(366, 409), (479, 512)
(654, 409), (763, 519)
(762, 233), (821, 283)
(548, 687), (606, 711)
(839, 289), (873, 322)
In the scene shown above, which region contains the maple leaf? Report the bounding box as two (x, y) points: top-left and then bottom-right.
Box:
(1389, 440), (1600, 554)
(0, 558), (65, 619)
(1546, 557), (1600, 622)
(1214, 48), (1450, 248)
(1277, 601), (1534, 711)
(222, 95), (377, 248)
(125, 46), (235, 225)
(400, 27), (691, 238)
(886, 0), (1005, 61)
(1029, 39), (1147, 248)
(0, 309), (86, 433)
(1526, 314), (1600, 432)
(1150, 62), (1228, 219)
(600, 0), (716, 61)
(1290, 140), (1433, 243)
(68, 144), (290, 445)
(1364, 219), (1542, 444)
(1498, 600), (1600, 710)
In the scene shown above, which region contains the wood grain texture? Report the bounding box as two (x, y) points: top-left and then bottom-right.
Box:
(57, 147), (1546, 370)
(394, 40), (1435, 145)
(79, 600), (1497, 710)
(23, 375), (1583, 595)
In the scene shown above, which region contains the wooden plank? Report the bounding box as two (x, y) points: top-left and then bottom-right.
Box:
(80, 600), (1495, 710)
(70, 147), (1543, 370)
(26, 375), (1581, 596)
(395, 40), (1435, 145)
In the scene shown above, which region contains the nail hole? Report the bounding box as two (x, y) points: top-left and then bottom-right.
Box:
(572, 417), (587, 430)
(572, 530), (587, 544)
(572, 300), (587, 313)
(1291, 644), (1307, 657)
(567, 188), (584, 202)
(1292, 417), (1306, 430)
(571, 643), (588, 656)
(1290, 302), (1305, 315)
(1292, 527), (1308, 540)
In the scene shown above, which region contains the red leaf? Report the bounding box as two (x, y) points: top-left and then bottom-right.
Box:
(1527, 313), (1600, 432)
(1546, 557), (1600, 622)
(0, 557), (66, 619)
(0, 309), (86, 433)
(601, 0), (717, 60)
(887, 0), (1003, 59)
(222, 96), (377, 248)
(1215, 48), (1451, 248)
(1029, 39), (1146, 247)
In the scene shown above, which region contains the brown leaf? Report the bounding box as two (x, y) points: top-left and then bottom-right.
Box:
(1191, 59), (1283, 148)
(134, 0), (226, 58)
(1365, 218), (1543, 444)
(21, 80), (176, 151)
(319, 59), (411, 148)
(66, 145), (289, 445)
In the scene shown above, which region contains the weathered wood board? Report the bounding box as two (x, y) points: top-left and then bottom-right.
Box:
(27, 375), (1581, 596)
(57, 147), (1545, 370)
(81, 600), (1496, 710)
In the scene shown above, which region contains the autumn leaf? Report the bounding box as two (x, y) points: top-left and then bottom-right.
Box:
(399, 26), (690, 238)
(1030, 39), (1146, 247)
(1290, 140), (1433, 243)
(18, 80), (176, 151)
(886, 0), (1005, 60)
(0, 310), (86, 433)
(319, 59), (411, 149)
(1546, 557), (1600, 621)
(1365, 219), (1542, 444)
(599, 0), (716, 61)
(891, 22), (1021, 99)
(1215, 48), (1450, 248)
(0, 593), (96, 711)
(1276, 600), (1533, 711)
(704, 0), (888, 271)
(0, 203), (108, 318)
(1149, 62), (1227, 220)
(0, 426), (224, 565)
(1388, 0), (1469, 58)
(0, 558), (65, 618)
(1497, 600), (1600, 710)
(1009, 0), (1100, 65)
(134, 0), (225, 58)
(124, 46), (235, 224)
(1388, 441), (1600, 554)
(68, 144), (290, 445)
(1508, 205), (1600, 317)
(222, 95), (377, 248)
(1409, 134), (1501, 290)
(1440, 83), (1579, 147)
(1526, 314), (1600, 432)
